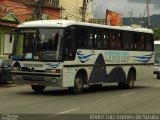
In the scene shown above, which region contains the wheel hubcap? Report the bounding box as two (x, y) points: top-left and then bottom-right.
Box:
(75, 78), (82, 89)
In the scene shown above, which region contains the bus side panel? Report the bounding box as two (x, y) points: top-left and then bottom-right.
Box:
(131, 51), (154, 80)
(141, 65), (154, 78)
(76, 50), (127, 84)
(62, 50), (154, 87)
(62, 66), (76, 87)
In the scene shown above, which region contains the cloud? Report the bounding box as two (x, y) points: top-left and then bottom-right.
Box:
(94, 0), (160, 18)
(127, 0), (146, 3)
(127, 0), (160, 9)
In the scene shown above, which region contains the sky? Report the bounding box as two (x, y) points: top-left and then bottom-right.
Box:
(94, 0), (160, 18)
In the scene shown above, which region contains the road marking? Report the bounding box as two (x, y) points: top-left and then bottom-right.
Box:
(48, 108), (79, 117)
(122, 92), (135, 97)
(57, 108), (79, 114)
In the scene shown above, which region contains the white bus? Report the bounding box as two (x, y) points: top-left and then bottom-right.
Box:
(11, 20), (154, 94)
(154, 40), (160, 79)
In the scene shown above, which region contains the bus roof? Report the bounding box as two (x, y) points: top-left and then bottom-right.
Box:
(18, 20), (154, 34)
(154, 40), (160, 44)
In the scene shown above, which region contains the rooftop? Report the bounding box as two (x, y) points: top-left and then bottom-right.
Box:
(18, 19), (154, 34)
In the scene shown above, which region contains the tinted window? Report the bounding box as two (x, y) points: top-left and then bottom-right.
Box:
(96, 31), (106, 49)
(145, 34), (153, 50)
(76, 28), (87, 48)
(87, 31), (95, 49)
(109, 30), (122, 49)
(135, 33), (145, 50)
(123, 31), (134, 50)
(103, 31), (109, 49)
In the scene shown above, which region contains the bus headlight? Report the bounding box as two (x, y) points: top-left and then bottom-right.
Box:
(12, 67), (21, 71)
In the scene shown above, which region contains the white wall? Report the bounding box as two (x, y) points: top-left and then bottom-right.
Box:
(59, 0), (94, 22)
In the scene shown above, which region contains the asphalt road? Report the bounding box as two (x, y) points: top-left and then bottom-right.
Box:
(0, 76), (160, 120)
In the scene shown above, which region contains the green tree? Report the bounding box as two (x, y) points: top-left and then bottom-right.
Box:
(154, 28), (160, 40)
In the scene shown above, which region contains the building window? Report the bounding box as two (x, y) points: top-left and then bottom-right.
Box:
(3, 33), (14, 54)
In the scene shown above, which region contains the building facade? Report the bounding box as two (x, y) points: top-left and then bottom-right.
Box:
(0, 24), (17, 58)
(0, 0), (61, 22)
(0, 9), (19, 58)
(59, 0), (94, 22)
(0, 0), (61, 57)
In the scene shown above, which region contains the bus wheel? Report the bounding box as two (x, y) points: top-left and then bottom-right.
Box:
(0, 75), (2, 83)
(157, 72), (160, 79)
(68, 75), (83, 94)
(126, 72), (135, 88)
(118, 82), (126, 88)
(31, 85), (45, 93)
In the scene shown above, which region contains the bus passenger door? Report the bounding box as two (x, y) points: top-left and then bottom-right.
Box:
(64, 29), (76, 61)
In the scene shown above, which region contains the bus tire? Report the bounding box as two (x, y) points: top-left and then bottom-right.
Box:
(31, 85), (45, 93)
(0, 74), (2, 83)
(68, 75), (83, 94)
(126, 72), (135, 88)
(89, 84), (102, 89)
(157, 72), (160, 79)
(118, 82), (126, 88)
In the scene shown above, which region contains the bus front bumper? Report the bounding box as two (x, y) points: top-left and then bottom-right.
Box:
(11, 71), (62, 87)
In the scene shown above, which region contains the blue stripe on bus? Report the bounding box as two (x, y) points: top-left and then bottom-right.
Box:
(131, 53), (153, 63)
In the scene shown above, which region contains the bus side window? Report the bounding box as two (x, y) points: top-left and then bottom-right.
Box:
(123, 32), (134, 50)
(96, 33), (103, 49)
(64, 30), (76, 60)
(76, 28), (86, 49)
(135, 34), (144, 50)
(141, 35), (144, 49)
(123, 32), (128, 49)
(115, 33), (121, 49)
(145, 34), (153, 50)
(87, 33), (94, 48)
(103, 31), (109, 49)
(110, 33), (115, 49)
(109, 31), (121, 49)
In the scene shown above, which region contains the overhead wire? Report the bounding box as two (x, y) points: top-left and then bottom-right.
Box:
(63, 11), (81, 20)
(63, 11), (89, 22)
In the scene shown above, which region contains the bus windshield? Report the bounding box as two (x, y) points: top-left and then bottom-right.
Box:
(12, 28), (63, 61)
(154, 42), (160, 63)
(155, 53), (160, 63)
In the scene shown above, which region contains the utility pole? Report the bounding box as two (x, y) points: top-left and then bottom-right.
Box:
(82, 0), (87, 22)
(35, 0), (44, 20)
(146, 0), (151, 28)
(139, 13), (144, 26)
(60, 6), (65, 19)
(60, 6), (63, 19)
(127, 11), (133, 26)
